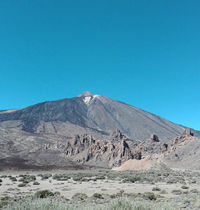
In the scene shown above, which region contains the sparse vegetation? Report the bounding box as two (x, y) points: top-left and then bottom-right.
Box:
(1, 170), (200, 209)
(3, 197), (175, 210)
(53, 174), (71, 181)
(18, 175), (36, 184)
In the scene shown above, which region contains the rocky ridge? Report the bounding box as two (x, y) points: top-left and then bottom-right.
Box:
(114, 128), (200, 171)
(43, 129), (141, 167)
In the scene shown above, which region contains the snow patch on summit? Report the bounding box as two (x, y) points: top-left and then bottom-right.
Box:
(83, 95), (100, 105)
(83, 96), (92, 105)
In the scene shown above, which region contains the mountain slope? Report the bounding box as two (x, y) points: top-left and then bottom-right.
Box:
(0, 92), (199, 170)
(0, 92), (186, 142)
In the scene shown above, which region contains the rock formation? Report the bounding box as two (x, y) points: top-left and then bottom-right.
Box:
(63, 130), (137, 167)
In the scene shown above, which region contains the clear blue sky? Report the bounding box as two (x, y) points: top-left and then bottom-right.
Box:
(0, 0), (199, 130)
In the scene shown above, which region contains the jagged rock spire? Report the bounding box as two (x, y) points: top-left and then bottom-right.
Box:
(150, 134), (160, 142)
(182, 128), (194, 136)
(110, 129), (124, 140)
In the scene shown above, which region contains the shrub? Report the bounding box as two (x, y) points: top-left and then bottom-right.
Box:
(171, 189), (182, 195)
(41, 174), (52, 180)
(106, 198), (133, 210)
(0, 196), (10, 208)
(190, 189), (198, 193)
(52, 174), (70, 181)
(72, 175), (84, 182)
(18, 175), (36, 183)
(2, 196), (179, 210)
(34, 190), (54, 198)
(95, 174), (106, 180)
(33, 181), (40, 185)
(92, 193), (104, 199)
(152, 187), (161, 191)
(9, 177), (17, 182)
(181, 185), (189, 189)
(72, 193), (88, 201)
(18, 183), (27, 187)
(143, 192), (156, 200)
(122, 176), (141, 183)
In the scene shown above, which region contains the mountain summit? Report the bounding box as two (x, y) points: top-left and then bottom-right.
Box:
(0, 92), (199, 170)
(0, 92), (187, 141)
(78, 91), (94, 97)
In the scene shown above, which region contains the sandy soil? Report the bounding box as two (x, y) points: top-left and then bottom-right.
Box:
(112, 157), (165, 171)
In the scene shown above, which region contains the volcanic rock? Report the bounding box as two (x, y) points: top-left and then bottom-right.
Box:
(63, 132), (136, 167)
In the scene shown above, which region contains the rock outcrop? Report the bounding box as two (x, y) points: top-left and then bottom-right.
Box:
(161, 129), (200, 170)
(110, 129), (125, 141)
(150, 134), (160, 142)
(181, 128), (194, 137)
(135, 134), (167, 157)
(168, 129), (194, 149)
(62, 130), (139, 167)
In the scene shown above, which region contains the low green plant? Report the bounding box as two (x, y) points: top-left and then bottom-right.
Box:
(9, 176), (17, 182)
(34, 190), (54, 198)
(72, 193), (88, 201)
(52, 174), (70, 181)
(18, 183), (27, 187)
(152, 187), (161, 191)
(41, 174), (52, 180)
(171, 189), (182, 195)
(33, 181), (40, 185)
(143, 192), (156, 200)
(190, 189), (198, 193)
(18, 175), (36, 184)
(122, 176), (141, 183)
(92, 193), (104, 199)
(181, 185), (189, 189)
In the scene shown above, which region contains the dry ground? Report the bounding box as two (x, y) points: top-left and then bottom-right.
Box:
(1, 169), (200, 209)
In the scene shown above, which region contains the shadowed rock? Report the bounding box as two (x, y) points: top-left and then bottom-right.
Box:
(150, 134), (160, 142)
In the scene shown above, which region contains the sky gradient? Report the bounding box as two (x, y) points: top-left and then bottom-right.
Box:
(0, 0), (199, 130)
